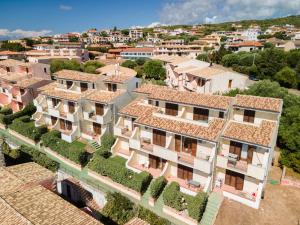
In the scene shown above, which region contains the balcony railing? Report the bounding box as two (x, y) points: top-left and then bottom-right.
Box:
(83, 108), (111, 124)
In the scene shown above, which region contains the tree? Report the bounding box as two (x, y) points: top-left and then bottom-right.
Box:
(286, 50), (300, 68)
(143, 60), (166, 80)
(0, 41), (25, 52)
(245, 80), (288, 99)
(82, 33), (88, 38)
(135, 58), (147, 66)
(24, 38), (35, 47)
(274, 31), (290, 40)
(274, 67), (297, 88)
(263, 42), (275, 49)
(196, 53), (209, 62)
(100, 31), (108, 37)
(69, 36), (79, 42)
(121, 29), (129, 36)
(82, 60), (104, 73)
(121, 60), (137, 69)
(50, 59), (81, 73)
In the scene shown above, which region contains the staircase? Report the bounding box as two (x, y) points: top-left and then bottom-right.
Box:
(200, 192), (223, 225)
(89, 141), (101, 152)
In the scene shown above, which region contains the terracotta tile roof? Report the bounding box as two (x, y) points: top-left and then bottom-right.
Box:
(125, 217), (150, 225)
(119, 99), (157, 118)
(234, 94), (282, 113)
(0, 73), (28, 82)
(230, 41), (263, 47)
(187, 66), (227, 78)
(1, 185), (101, 225)
(55, 70), (100, 82)
(84, 89), (125, 104)
(135, 84), (232, 111)
(136, 112), (226, 141)
(38, 82), (57, 91)
(96, 64), (137, 83)
(151, 55), (190, 64)
(16, 78), (47, 88)
(0, 167), (25, 195)
(0, 50), (22, 55)
(222, 120), (276, 147)
(121, 47), (154, 53)
(42, 87), (84, 101)
(0, 59), (27, 67)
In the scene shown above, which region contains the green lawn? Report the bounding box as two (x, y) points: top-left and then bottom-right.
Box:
(107, 156), (127, 166)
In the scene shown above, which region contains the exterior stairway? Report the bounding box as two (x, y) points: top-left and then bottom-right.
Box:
(89, 141), (101, 152)
(200, 192), (223, 225)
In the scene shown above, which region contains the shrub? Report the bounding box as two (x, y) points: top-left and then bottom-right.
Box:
(88, 155), (152, 193)
(137, 206), (171, 225)
(8, 119), (47, 142)
(2, 102), (36, 125)
(186, 192), (208, 221)
(102, 192), (135, 225)
(41, 131), (87, 165)
(150, 176), (167, 199)
(163, 182), (185, 211)
(93, 133), (115, 158)
(0, 107), (12, 115)
(2, 142), (20, 159)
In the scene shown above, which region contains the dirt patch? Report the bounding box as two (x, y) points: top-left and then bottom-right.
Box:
(215, 166), (300, 225)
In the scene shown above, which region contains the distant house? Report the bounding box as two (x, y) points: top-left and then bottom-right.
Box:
(227, 41), (263, 52)
(120, 47), (154, 59)
(0, 51), (24, 61)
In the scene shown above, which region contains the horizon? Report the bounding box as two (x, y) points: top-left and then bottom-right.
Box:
(1, 0), (300, 39)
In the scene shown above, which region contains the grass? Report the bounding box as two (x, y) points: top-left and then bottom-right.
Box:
(285, 167), (300, 180)
(70, 140), (86, 150)
(107, 156), (127, 166)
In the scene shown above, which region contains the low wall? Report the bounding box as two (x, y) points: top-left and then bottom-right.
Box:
(162, 205), (198, 225)
(281, 178), (300, 188)
(88, 169), (141, 201)
(44, 147), (82, 171)
(7, 129), (36, 146)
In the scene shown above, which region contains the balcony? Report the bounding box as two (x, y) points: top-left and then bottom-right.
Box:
(111, 137), (131, 159)
(83, 108), (111, 124)
(60, 126), (79, 143)
(48, 102), (61, 117)
(59, 106), (79, 122)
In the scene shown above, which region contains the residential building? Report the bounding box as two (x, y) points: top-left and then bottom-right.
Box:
(120, 47), (154, 59)
(129, 28), (143, 40)
(154, 44), (203, 59)
(33, 65), (140, 143)
(0, 162), (101, 225)
(0, 59), (52, 112)
(227, 41), (263, 52)
(215, 94), (282, 208)
(266, 38), (297, 51)
(111, 84), (282, 208)
(0, 51), (24, 61)
(154, 55), (248, 94)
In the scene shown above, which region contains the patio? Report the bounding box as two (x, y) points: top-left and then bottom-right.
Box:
(167, 176), (203, 193)
(130, 163), (162, 178)
(214, 184), (256, 201)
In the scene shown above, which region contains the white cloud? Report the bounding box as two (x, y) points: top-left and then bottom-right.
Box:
(0, 29), (52, 39)
(160, 0), (300, 25)
(147, 22), (166, 28)
(59, 4), (72, 11)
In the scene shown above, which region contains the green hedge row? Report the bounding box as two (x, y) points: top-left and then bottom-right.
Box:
(150, 176), (167, 199)
(94, 133), (115, 158)
(88, 155), (152, 194)
(137, 206), (171, 225)
(1, 102), (36, 125)
(41, 130), (87, 165)
(163, 182), (208, 221)
(8, 116), (47, 142)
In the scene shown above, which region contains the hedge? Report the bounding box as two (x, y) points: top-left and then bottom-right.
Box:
(150, 176), (167, 199)
(41, 130), (87, 165)
(0, 107), (12, 115)
(137, 206), (171, 225)
(163, 182), (208, 221)
(2, 102), (36, 125)
(94, 133), (116, 158)
(19, 145), (58, 172)
(88, 155), (152, 194)
(8, 117), (47, 142)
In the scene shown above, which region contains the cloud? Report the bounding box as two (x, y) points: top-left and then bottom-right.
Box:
(160, 0), (300, 25)
(59, 4), (72, 11)
(147, 22), (166, 28)
(0, 29), (52, 39)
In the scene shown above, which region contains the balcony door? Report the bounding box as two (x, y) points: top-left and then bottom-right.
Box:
(243, 110), (255, 123)
(66, 81), (73, 89)
(165, 103), (178, 116)
(95, 103), (104, 116)
(153, 129), (166, 147)
(183, 137), (197, 157)
(60, 119), (66, 130)
(193, 107), (209, 121)
(66, 121), (72, 130)
(177, 164), (193, 180)
(93, 122), (101, 135)
(229, 141), (243, 160)
(80, 82), (88, 92)
(175, 135), (181, 152)
(149, 154), (166, 169)
(225, 170), (244, 190)
(68, 102), (75, 113)
(51, 116), (57, 125)
(247, 146), (255, 164)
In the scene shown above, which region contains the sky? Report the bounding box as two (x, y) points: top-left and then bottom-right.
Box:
(0, 0), (300, 39)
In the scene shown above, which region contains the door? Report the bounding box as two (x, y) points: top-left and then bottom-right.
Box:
(247, 146), (255, 164)
(229, 141), (242, 160)
(93, 122), (101, 135)
(243, 110), (255, 123)
(153, 129), (166, 147)
(228, 79), (232, 88)
(177, 164), (193, 180)
(66, 81), (73, 89)
(165, 103), (178, 116)
(225, 170), (244, 190)
(183, 137), (197, 156)
(80, 82), (88, 92)
(95, 103), (104, 116)
(149, 154), (159, 169)
(68, 102), (75, 113)
(175, 135), (181, 152)
(193, 107), (209, 121)
(52, 98), (59, 107)
(51, 116), (57, 125)
(66, 121), (72, 131)
(60, 119), (65, 130)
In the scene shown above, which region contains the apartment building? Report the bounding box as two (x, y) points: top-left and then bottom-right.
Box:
(33, 65), (140, 143)
(154, 44), (203, 59)
(0, 59), (52, 112)
(154, 55), (248, 94)
(215, 94), (282, 208)
(227, 41), (263, 52)
(111, 84), (282, 208)
(129, 29), (143, 40)
(120, 47), (154, 59)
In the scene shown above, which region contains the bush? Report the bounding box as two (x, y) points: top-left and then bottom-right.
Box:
(88, 155), (152, 193)
(41, 131), (87, 165)
(121, 60), (137, 69)
(163, 182), (207, 221)
(150, 176), (167, 199)
(0, 107), (12, 115)
(2, 142), (20, 159)
(137, 206), (171, 225)
(8, 119), (47, 142)
(2, 102), (36, 125)
(19, 145), (58, 171)
(94, 133), (116, 158)
(102, 192), (135, 225)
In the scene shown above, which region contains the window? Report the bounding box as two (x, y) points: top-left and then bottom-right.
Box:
(66, 81), (73, 89)
(182, 137), (197, 156)
(44, 68), (47, 73)
(95, 103), (104, 116)
(80, 82), (88, 92)
(152, 129), (166, 147)
(136, 82), (139, 88)
(148, 100), (152, 105)
(219, 111), (224, 118)
(243, 110), (255, 123)
(52, 98), (60, 107)
(193, 107), (209, 121)
(155, 101), (159, 107)
(20, 88), (25, 95)
(26, 67), (29, 73)
(107, 83), (117, 92)
(68, 102), (75, 113)
(165, 103), (178, 116)
(197, 78), (206, 87)
(228, 79), (233, 88)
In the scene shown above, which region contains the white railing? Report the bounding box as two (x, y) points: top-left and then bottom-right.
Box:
(61, 126), (79, 143)
(66, 107), (79, 122)
(247, 164), (265, 180)
(113, 117), (123, 137)
(129, 127), (141, 150)
(48, 102), (61, 117)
